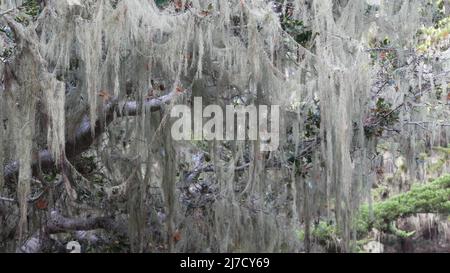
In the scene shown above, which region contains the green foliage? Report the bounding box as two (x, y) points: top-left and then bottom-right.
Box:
(389, 222), (416, 239)
(304, 106), (320, 139)
(427, 146), (449, 173)
(311, 221), (337, 244)
(417, 3), (450, 52)
(372, 184), (390, 202)
(431, 0), (446, 26)
(364, 98), (400, 138)
(429, 158), (446, 173)
(14, 0), (42, 25)
(192, 140), (209, 153)
(368, 36), (401, 70)
(296, 221), (340, 252)
(14, 15), (28, 24)
(0, 27), (12, 38)
(110, 0), (120, 9)
(296, 229), (305, 241)
(43, 172), (57, 183)
(358, 175), (450, 233)
(0, 47), (13, 60)
(23, 0), (41, 18)
(155, 0), (170, 8)
(281, 16), (312, 47)
(364, 3), (379, 15)
(287, 99), (320, 177)
(432, 146), (450, 156)
(418, 18), (450, 52)
(0, 26), (15, 62)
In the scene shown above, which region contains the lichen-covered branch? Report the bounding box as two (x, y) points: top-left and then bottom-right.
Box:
(18, 211), (127, 253)
(3, 91), (181, 184)
(46, 211), (124, 234)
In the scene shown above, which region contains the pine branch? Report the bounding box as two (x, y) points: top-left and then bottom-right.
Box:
(357, 175), (450, 234)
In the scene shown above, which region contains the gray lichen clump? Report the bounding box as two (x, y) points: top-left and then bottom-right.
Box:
(0, 0), (449, 253)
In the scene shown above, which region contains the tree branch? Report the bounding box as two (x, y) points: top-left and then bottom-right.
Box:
(46, 211), (125, 235)
(3, 91), (181, 184)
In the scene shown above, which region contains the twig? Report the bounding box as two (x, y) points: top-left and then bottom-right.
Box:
(0, 196), (15, 202)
